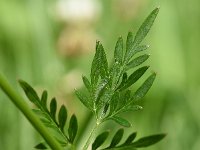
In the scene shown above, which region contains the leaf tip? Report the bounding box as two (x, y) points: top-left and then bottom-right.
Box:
(156, 6), (161, 10)
(18, 79), (24, 85)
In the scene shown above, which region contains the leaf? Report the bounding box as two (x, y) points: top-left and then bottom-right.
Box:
(102, 102), (110, 117)
(109, 62), (121, 88)
(126, 54), (150, 70)
(58, 105), (67, 132)
(50, 98), (57, 122)
(121, 132), (137, 145)
(75, 89), (92, 110)
(109, 92), (119, 115)
(125, 32), (133, 60)
(82, 75), (91, 91)
(91, 41), (101, 85)
(120, 105), (143, 113)
(32, 109), (50, 121)
(132, 72), (156, 101)
(133, 7), (159, 46)
(40, 117), (52, 125)
(120, 66), (149, 91)
(41, 90), (48, 108)
(68, 114), (78, 143)
(114, 36), (123, 65)
(131, 134), (166, 148)
(34, 142), (47, 149)
(95, 79), (109, 105)
(19, 80), (41, 109)
(109, 128), (124, 148)
(19, 80), (72, 146)
(111, 116), (131, 127)
(117, 73), (128, 90)
(115, 90), (130, 112)
(135, 45), (149, 53)
(98, 43), (109, 79)
(91, 41), (108, 85)
(92, 131), (109, 150)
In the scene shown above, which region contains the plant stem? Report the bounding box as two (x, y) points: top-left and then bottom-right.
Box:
(83, 123), (99, 150)
(0, 73), (63, 150)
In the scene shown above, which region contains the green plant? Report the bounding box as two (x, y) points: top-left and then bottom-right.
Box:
(0, 7), (165, 150)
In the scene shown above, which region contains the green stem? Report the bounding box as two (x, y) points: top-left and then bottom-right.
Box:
(0, 73), (63, 150)
(83, 123), (99, 150)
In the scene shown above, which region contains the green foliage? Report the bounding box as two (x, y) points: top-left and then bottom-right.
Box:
(15, 7), (165, 150)
(92, 131), (109, 150)
(19, 80), (78, 149)
(76, 7), (159, 127)
(91, 130), (165, 150)
(75, 7), (165, 150)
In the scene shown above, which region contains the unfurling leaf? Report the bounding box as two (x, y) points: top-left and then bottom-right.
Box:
(58, 105), (67, 131)
(111, 116), (131, 127)
(131, 134), (166, 148)
(68, 114), (78, 143)
(92, 131), (109, 150)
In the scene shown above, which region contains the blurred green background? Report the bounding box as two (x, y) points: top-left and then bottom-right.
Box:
(0, 0), (200, 150)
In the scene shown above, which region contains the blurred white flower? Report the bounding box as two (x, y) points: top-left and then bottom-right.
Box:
(113, 0), (146, 20)
(57, 27), (97, 57)
(56, 0), (102, 23)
